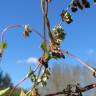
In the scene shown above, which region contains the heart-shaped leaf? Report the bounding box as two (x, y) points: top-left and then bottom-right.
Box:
(0, 42), (7, 49)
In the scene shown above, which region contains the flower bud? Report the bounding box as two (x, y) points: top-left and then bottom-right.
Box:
(0, 48), (3, 57)
(82, 0), (90, 8)
(61, 10), (73, 24)
(23, 25), (32, 37)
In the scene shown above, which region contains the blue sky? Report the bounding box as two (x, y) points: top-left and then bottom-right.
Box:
(0, 0), (96, 89)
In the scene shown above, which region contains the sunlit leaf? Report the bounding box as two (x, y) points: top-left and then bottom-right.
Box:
(30, 74), (37, 82)
(0, 87), (10, 95)
(27, 67), (37, 82)
(41, 80), (47, 87)
(43, 53), (50, 60)
(45, 68), (51, 75)
(0, 42), (7, 49)
(20, 89), (26, 96)
(27, 67), (33, 77)
(40, 42), (48, 52)
(41, 0), (44, 13)
(40, 42), (45, 50)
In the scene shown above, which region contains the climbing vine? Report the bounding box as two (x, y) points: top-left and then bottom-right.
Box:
(0, 0), (96, 96)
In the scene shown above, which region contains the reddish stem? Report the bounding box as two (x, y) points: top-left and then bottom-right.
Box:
(63, 50), (95, 72)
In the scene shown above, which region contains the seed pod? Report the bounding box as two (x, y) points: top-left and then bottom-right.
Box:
(60, 10), (73, 24)
(77, 0), (83, 10)
(82, 0), (90, 8)
(23, 31), (29, 37)
(23, 25), (32, 37)
(71, 0), (78, 12)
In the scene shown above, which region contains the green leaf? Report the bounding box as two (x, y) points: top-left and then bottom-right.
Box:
(40, 42), (48, 52)
(40, 42), (44, 50)
(20, 89), (26, 96)
(41, 80), (47, 87)
(41, 0), (44, 13)
(43, 53), (50, 61)
(27, 67), (33, 77)
(50, 54), (61, 59)
(27, 67), (37, 82)
(30, 74), (37, 82)
(0, 42), (7, 49)
(0, 87), (10, 95)
(94, 0), (96, 3)
(45, 69), (51, 75)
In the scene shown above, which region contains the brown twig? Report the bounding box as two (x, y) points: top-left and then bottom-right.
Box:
(45, 83), (96, 96)
(45, 91), (64, 96)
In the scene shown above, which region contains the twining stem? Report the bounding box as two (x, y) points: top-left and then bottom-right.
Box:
(0, 25), (24, 42)
(45, 91), (64, 96)
(63, 50), (95, 72)
(43, 0), (47, 53)
(0, 24), (45, 43)
(9, 63), (41, 96)
(45, 1), (55, 45)
(10, 50), (95, 96)
(32, 28), (44, 39)
(46, 0), (49, 16)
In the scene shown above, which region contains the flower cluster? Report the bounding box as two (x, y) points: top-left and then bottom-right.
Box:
(61, 10), (73, 24)
(71, 0), (90, 12)
(48, 25), (65, 59)
(53, 25), (65, 44)
(39, 68), (50, 87)
(27, 67), (50, 87)
(0, 42), (7, 57)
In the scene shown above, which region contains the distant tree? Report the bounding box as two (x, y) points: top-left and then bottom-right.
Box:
(0, 70), (12, 90)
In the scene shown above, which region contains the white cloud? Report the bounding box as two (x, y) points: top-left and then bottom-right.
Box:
(87, 49), (96, 55)
(26, 57), (38, 64)
(17, 57), (38, 64)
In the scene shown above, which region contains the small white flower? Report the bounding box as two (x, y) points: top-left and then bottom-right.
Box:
(43, 77), (47, 82)
(38, 79), (41, 82)
(24, 24), (32, 32)
(42, 69), (45, 74)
